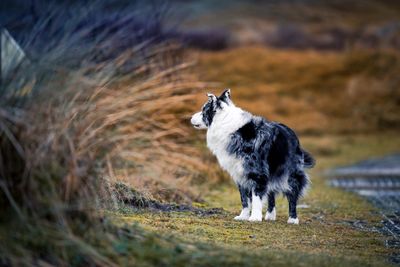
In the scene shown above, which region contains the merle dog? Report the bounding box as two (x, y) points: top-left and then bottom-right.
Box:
(191, 89), (315, 224)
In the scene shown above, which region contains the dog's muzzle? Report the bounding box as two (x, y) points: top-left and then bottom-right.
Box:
(191, 112), (206, 129)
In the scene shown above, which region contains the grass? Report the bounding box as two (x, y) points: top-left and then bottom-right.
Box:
(2, 3), (400, 265)
(0, 2), (212, 265)
(118, 132), (400, 266)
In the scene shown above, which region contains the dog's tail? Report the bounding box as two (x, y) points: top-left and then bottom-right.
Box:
(302, 149), (315, 168)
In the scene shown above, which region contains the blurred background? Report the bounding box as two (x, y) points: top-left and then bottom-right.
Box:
(1, 1), (400, 266)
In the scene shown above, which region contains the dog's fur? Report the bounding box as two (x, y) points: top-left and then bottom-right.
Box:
(191, 89), (315, 224)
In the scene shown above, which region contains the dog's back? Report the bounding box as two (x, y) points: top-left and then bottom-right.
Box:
(226, 118), (313, 191)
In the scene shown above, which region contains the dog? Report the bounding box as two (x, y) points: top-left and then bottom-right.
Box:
(190, 89), (315, 224)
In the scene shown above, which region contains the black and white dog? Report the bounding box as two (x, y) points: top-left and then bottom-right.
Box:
(191, 89), (315, 224)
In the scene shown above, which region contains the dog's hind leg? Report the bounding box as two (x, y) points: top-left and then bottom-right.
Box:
(234, 185), (252, 220)
(286, 171), (308, 224)
(265, 192), (276, 221)
(286, 192), (299, 224)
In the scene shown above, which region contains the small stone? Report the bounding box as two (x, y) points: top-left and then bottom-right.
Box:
(249, 235), (256, 239)
(297, 204), (310, 209)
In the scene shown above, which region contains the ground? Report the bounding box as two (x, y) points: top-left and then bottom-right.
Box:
(118, 133), (400, 266)
(114, 46), (400, 266)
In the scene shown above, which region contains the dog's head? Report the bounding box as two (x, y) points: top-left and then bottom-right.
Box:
(190, 89), (232, 129)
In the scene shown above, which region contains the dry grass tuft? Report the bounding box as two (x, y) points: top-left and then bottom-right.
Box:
(0, 3), (219, 265)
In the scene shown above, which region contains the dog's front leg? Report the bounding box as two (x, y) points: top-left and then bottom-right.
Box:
(248, 189), (263, 222)
(234, 185), (252, 220)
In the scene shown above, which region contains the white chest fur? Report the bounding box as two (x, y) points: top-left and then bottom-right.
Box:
(206, 106), (250, 185)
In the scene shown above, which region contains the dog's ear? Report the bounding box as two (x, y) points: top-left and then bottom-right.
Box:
(207, 93), (217, 102)
(219, 89), (231, 102)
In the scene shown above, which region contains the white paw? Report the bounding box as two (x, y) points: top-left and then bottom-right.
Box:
(287, 217), (299, 224)
(265, 208), (276, 221)
(248, 213), (263, 222)
(234, 208), (250, 220)
(234, 215), (249, 221)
